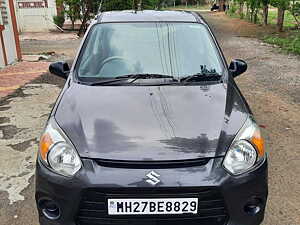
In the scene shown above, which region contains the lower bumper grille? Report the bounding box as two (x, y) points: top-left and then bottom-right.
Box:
(77, 188), (228, 225)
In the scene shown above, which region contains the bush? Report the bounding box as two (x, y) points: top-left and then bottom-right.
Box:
(289, 0), (300, 28)
(264, 33), (300, 55)
(101, 0), (132, 11)
(53, 15), (65, 28)
(228, 3), (238, 16)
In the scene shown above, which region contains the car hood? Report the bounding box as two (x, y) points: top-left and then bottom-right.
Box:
(55, 83), (248, 161)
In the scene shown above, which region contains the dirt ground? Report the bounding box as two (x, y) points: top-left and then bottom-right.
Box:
(204, 12), (300, 225)
(20, 32), (82, 61)
(0, 11), (299, 225)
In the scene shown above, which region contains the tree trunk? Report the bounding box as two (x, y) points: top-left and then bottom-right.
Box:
(254, 9), (258, 24)
(71, 20), (75, 30)
(277, 8), (285, 32)
(219, 0), (225, 11)
(133, 0), (138, 11)
(239, 2), (244, 19)
(250, 9), (254, 22)
(262, 4), (268, 26)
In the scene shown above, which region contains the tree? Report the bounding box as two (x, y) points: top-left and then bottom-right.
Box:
(78, 0), (94, 36)
(289, 0), (300, 28)
(219, 0), (226, 11)
(101, 0), (159, 11)
(261, 0), (270, 26)
(76, 0), (160, 36)
(233, 0), (246, 19)
(155, 0), (165, 9)
(270, 0), (290, 32)
(57, 0), (81, 30)
(248, 0), (261, 24)
(101, 0), (132, 11)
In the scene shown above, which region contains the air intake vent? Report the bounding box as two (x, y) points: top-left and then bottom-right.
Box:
(94, 158), (211, 169)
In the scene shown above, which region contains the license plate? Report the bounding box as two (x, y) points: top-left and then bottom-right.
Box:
(107, 198), (198, 215)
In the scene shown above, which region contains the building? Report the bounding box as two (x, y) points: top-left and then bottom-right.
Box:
(15, 0), (58, 32)
(0, 0), (21, 68)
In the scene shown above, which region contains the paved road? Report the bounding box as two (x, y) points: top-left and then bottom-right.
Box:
(0, 11), (299, 225)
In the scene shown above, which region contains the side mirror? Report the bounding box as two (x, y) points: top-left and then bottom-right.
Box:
(49, 62), (70, 79)
(229, 59), (247, 78)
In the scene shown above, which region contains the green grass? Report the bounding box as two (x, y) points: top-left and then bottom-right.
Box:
(267, 10), (297, 28)
(228, 8), (297, 29)
(264, 10), (300, 55)
(264, 31), (300, 55)
(228, 7), (300, 55)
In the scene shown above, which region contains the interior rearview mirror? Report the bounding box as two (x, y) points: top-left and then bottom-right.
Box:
(229, 59), (247, 78)
(49, 62), (70, 79)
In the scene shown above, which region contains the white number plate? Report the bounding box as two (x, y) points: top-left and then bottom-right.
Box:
(108, 198), (198, 215)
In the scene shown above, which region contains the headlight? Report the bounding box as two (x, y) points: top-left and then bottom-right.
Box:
(223, 116), (266, 175)
(39, 117), (82, 177)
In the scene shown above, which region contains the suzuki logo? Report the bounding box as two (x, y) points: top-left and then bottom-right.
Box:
(146, 171), (161, 186)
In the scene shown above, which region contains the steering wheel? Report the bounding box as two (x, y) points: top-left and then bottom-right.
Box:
(98, 56), (131, 76)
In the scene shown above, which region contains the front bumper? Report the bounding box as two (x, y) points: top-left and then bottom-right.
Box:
(35, 157), (268, 225)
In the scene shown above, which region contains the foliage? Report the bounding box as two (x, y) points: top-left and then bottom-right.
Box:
(289, 0), (300, 28)
(261, 0), (269, 5)
(101, 0), (133, 11)
(101, 0), (163, 11)
(230, 0), (261, 22)
(78, 0), (95, 35)
(270, 0), (290, 10)
(228, 0), (300, 29)
(246, 0), (261, 23)
(270, 0), (291, 31)
(227, 3), (238, 16)
(57, 0), (81, 29)
(268, 10), (297, 28)
(230, 0), (246, 18)
(53, 14), (65, 28)
(154, 0), (165, 9)
(264, 32), (300, 55)
(143, 0), (159, 9)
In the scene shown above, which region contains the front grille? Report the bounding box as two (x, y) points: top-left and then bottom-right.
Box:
(94, 158), (211, 169)
(77, 188), (228, 225)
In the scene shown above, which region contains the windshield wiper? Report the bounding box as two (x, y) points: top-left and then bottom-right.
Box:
(181, 66), (222, 84)
(118, 74), (177, 84)
(89, 74), (177, 86)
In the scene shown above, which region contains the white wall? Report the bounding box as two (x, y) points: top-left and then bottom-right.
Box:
(15, 0), (57, 32)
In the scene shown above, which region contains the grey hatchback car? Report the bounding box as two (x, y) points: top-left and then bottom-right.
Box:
(35, 10), (268, 225)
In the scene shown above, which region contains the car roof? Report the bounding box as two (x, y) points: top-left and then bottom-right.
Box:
(98, 10), (205, 23)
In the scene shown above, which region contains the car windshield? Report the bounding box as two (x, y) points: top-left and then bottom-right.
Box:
(76, 22), (223, 83)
